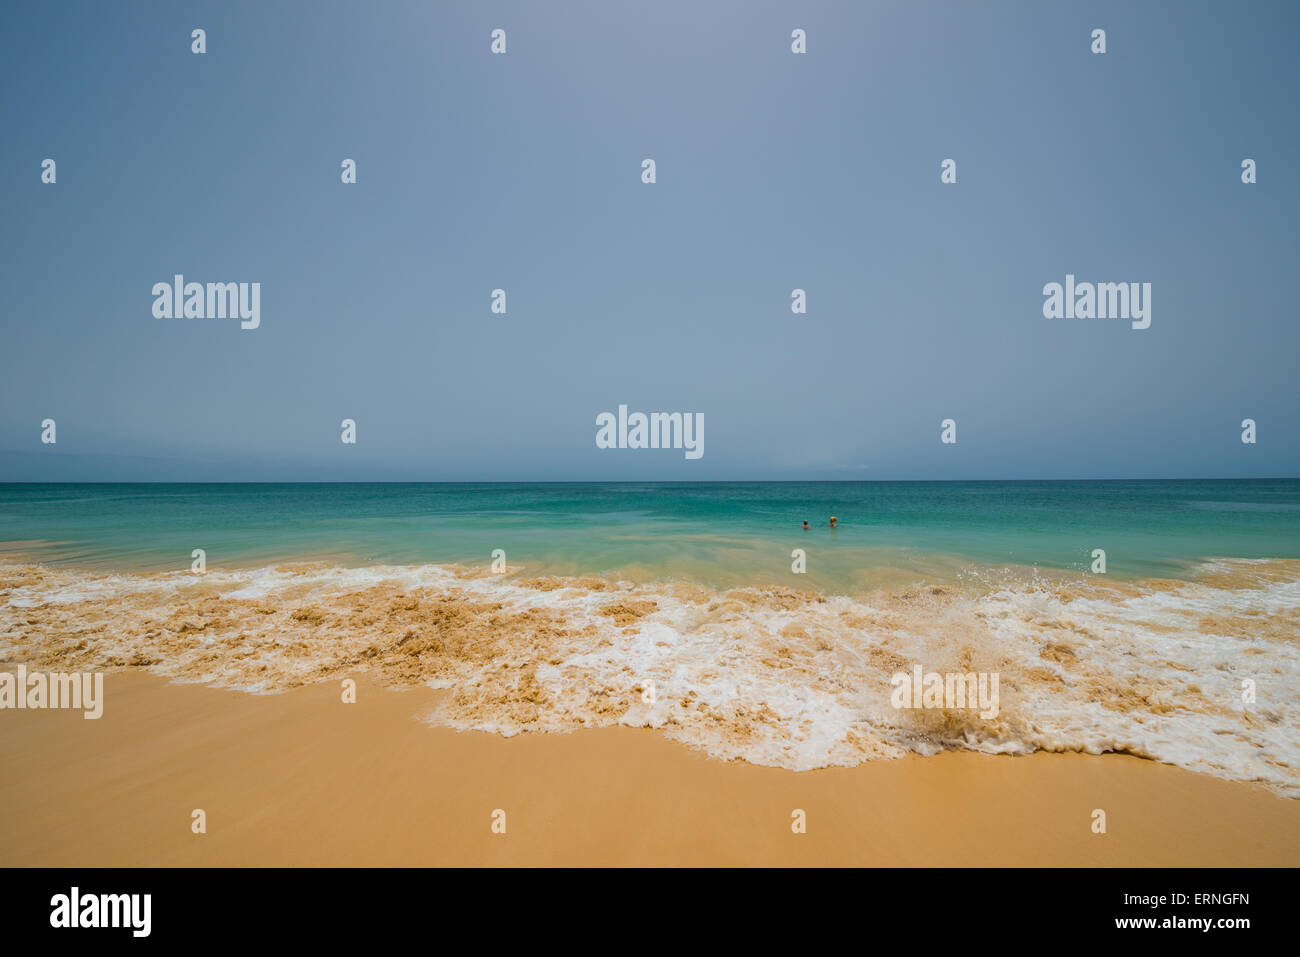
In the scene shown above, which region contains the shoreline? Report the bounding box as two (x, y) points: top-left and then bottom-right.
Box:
(2, 671), (1296, 866)
(3, 556), (1298, 795)
(0, 541), (1275, 584)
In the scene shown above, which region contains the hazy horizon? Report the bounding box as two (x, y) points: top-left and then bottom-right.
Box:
(3, 0), (1297, 482)
(1, 476), (1299, 485)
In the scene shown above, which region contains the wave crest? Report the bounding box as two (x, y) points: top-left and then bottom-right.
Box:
(2, 558), (1297, 793)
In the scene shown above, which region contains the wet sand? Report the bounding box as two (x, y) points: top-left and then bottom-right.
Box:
(6, 558), (1299, 794)
(1, 671), (1296, 867)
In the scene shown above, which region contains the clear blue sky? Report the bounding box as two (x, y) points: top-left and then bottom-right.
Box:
(2, 0), (1296, 481)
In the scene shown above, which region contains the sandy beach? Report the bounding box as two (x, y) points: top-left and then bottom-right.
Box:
(2, 670), (1296, 867)
(6, 0), (1299, 893)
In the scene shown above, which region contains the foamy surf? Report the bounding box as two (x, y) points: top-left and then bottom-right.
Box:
(1, 558), (1296, 794)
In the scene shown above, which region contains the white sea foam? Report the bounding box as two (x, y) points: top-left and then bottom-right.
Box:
(1, 558), (1296, 793)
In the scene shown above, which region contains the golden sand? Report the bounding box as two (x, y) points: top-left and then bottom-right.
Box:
(2, 558), (1298, 793)
(1, 671), (1296, 867)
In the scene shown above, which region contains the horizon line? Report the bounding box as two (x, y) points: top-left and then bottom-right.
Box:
(1, 476), (1298, 486)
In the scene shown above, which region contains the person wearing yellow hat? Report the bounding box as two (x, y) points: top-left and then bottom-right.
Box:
(829, 516), (838, 528)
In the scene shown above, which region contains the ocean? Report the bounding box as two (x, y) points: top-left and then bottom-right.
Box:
(1, 480), (1297, 793)
(2, 480), (1299, 587)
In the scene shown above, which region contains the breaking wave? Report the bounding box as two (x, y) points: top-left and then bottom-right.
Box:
(1, 557), (1296, 794)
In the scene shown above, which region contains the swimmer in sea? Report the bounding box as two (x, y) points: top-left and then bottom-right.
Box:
(829, 516), (838, 528)
(801, 520), (810, 530)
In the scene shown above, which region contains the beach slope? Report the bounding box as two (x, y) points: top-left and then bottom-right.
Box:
(1, 672), (1295, 867)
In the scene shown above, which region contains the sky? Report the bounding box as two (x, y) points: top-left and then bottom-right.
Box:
(1, 0), (1297, 481)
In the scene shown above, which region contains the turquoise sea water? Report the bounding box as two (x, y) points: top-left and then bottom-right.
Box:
(1, 480), (1297, 590)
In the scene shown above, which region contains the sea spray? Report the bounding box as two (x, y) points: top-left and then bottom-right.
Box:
(2, 557), (1297, 794)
